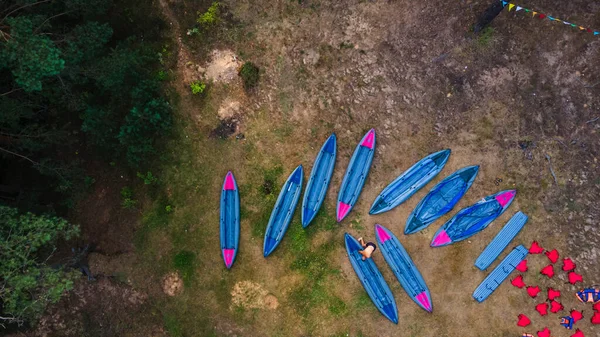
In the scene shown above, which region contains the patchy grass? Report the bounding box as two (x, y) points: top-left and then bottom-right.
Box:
(476, 26), (495, 47)
(163, 313), (184, 337)
(173, 250), (196, 286)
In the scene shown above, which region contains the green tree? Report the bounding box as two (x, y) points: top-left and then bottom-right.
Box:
(0, 0), (171, 206)
(0, 17), (65, 92)
(0, 206), (79, 327)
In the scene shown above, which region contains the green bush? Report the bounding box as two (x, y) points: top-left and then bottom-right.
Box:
(197, 2), (221, 27)
(190, 81), (207, 95)
(0, 206), (79, 326)
(239, 62), (260, 89)
(137, 171), (158, 185)
(121, 187), (138, 209)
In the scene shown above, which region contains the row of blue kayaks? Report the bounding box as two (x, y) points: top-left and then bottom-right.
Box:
(220, 129), (519, 323)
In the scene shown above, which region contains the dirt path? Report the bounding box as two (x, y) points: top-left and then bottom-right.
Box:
(158, 0), (194, 97)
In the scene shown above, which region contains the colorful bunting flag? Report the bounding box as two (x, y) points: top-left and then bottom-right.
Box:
(500, 1), (598, 36)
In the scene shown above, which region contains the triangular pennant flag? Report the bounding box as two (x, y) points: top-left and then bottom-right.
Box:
(571, 24), (577, 27)
(539, 14), (546, 19)
(548, 16), (555, 21)
(564, 21), (571, 25)
(502, 1), (508, 7)
(509, 4), (515, 11)
(524, 8), (530, 12)
(595, 32), (599, 35)
(587, 28), (592, 33)
(516, 6), (522, 11)
(532, 11), (537, 17)
(579, 26), (585, 30)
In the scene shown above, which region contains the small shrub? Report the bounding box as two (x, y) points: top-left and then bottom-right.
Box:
(197, 2), (220, 27)
(186, 27), (200, 36)
(165, 205), (173, 213)
(190, 81), (206, 95)
(239, 62), (260, 89)
(120, 187), (137, 209)
(157, 70), (167, 81)
(137, 171), (158, 185)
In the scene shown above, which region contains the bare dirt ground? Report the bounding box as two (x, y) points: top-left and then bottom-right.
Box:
(27, 0), (600, 336)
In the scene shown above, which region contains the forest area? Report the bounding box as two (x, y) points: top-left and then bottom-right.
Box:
(1, 0), (600, 336)
(0, 0), (173, 332)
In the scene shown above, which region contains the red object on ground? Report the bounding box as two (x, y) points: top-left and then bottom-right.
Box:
(511, 275), (526, 288)
(563, 258), (576, 271)
(536, 302), (549, 316)
(571, 329), (585, 337)
(528, 286), (541, 298)
(550, 300), (564, 313)
(530, 241), (544, 254)
(571, 309), (584, 323)
(545, 249), (559, 263)
(540, 265), (554, 278)
(592, 311), (600, 324)
(594, 302), (600, 312)
(537, 327), (551, 337)
(517, 314), (532, 327)
(569, 272), (584, 285)
(516, 259), (528, 272)
(548, 288), (561, 301)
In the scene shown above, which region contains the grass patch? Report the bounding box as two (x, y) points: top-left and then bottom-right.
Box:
(287, 240), (340, 317)
(173, 250), (196, 287)
(477, 26), (495, 47)
(327, 296), (348, 316)
(247, 165), (284, 238)
(163, 313), (184, 337)
(354, 291), (372, 309)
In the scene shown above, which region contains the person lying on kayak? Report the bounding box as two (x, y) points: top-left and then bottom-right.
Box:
(576, 285), (600, 303)
(357, 237), (377, 260)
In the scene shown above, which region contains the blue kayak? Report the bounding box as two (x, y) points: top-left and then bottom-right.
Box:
(263, 165), (303, 257)
(345, 233), (398, 324)
(370, 149), (451, 215)
(405, 165), (479, 235)
(474, 211), (528, 271)
(473, 245), (528, 302)
(337, 129), (376, 222)
(302, 134), (337, 228)
(375, 224), (433, 312)
(431, 190), (516, 247)
(220, 171), (240, 269)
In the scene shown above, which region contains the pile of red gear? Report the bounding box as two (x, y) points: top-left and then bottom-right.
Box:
(513, 241), (597, 337)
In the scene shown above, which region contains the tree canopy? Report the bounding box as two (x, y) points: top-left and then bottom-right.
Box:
(0, 0), (172, 202)
(0, 205), (79, 327)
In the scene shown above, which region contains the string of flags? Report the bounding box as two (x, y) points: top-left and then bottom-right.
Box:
(500, 1), (599, 36)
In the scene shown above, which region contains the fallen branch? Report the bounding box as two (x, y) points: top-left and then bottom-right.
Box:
(575, 77), (600, 89)
(0, 146), (66, 181)
(554, 138), (567, 148)
(586, 117), (599, 124)
(545, 154), (558, 185)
